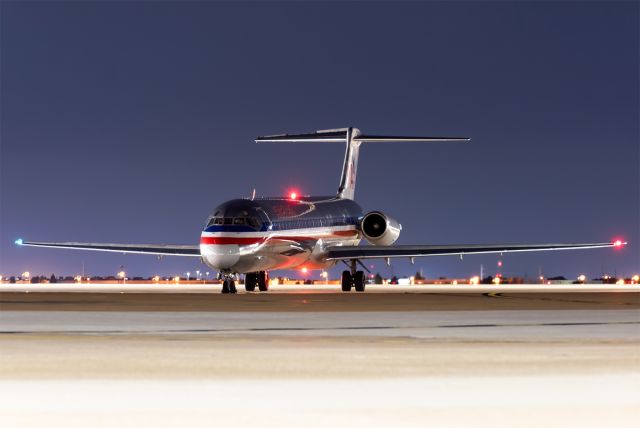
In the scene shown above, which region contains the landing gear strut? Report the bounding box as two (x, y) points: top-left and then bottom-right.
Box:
(341, 260), (365, 292)
(244, 271), (269, 292)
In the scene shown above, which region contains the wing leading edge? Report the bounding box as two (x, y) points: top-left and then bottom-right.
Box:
(325, 242), (625, 260)
(14, 240), (200, 257)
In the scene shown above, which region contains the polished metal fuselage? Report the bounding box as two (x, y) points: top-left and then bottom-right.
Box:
(200, 197), (362, 273)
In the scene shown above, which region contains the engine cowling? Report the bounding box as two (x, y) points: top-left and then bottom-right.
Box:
(360, 211), (402, 246)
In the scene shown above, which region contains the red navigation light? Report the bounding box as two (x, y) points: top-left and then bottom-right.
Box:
(497, 260), (503, 267)
(613, 239), (624, 247)
(289, 191), (298, 200)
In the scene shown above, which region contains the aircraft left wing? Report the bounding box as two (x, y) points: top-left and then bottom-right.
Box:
(14, 239), (201, 257)
(325, 241), (625, 261)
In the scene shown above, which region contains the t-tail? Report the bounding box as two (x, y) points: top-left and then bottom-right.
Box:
(256, 127), (470, 199)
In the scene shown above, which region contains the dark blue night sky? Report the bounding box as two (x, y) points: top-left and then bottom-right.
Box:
(1, 1), (638, 280)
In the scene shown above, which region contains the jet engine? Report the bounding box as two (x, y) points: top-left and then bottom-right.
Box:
(359, 211), (401, 246)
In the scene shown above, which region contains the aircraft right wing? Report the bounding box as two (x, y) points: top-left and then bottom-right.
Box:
(14, 239), (201, 257)
(324, 241), (626, 261)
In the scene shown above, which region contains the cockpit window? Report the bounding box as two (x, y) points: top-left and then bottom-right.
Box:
(207, 215), (261, 229)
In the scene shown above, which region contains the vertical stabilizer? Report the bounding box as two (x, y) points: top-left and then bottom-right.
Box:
(336, 127), (361, 200)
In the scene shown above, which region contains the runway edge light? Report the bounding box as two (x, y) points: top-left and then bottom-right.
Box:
(14, 238), (23, 246)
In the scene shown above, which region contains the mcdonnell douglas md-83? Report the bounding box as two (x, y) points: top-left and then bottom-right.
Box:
(15, 128), (627, 293)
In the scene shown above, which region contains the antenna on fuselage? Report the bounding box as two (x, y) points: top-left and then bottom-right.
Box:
(255, 128), (470, 200)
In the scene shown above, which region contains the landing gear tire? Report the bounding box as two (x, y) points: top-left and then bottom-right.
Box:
(354, 271), (365, 292)
(221, 278), (237, 294)
(258, 271), (269, 292)
(245, 273), (256, 292)
(341, 270), (352, 292)
(221, 279), (230, 294)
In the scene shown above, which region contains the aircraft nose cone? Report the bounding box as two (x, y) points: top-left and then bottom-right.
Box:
(200, 237), (241, 270)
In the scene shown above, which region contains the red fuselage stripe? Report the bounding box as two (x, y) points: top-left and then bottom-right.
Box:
(200, 237), (265, 245)
(200, 230), (358, 245)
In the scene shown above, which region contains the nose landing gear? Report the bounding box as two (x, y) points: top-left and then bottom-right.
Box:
(218, 272), (237, 294)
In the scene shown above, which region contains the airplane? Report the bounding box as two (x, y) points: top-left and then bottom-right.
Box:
(15, 127), (627, 293)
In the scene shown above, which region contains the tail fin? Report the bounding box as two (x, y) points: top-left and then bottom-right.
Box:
(256, 128), (470, 200)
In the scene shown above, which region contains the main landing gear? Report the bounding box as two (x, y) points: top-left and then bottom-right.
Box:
(341, 260), (365, 292)
(244, 271), (269, 292)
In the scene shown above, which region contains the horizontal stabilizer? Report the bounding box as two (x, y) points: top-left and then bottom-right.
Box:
(256, 129), (470, 144)
(354, 135), (469, 143)
(256, 127), (470, 200)
(256, 129), (349, 143)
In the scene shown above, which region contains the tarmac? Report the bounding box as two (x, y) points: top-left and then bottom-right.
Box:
(1, 283), (638, 427)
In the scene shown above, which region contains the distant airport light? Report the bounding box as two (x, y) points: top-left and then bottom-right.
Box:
(492, 277), (501, 285)
(577, 274), (586, 283)
(452, 280), (458, 285)
(497, 260), (502, 267)
(22, 271), (30, 280)
(75, 275), (82, 283)
(469, 276), (480, 285)
(632, 275), (639, 284)
(153, 275), (160, 282)
(173, 276), (180, 283)
(616, 279), (625, 285)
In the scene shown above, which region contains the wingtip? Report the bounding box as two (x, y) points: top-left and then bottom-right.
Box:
(14, 238), (23, 246)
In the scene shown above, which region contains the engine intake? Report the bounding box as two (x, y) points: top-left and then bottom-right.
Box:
(360, 211), (401, 246)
